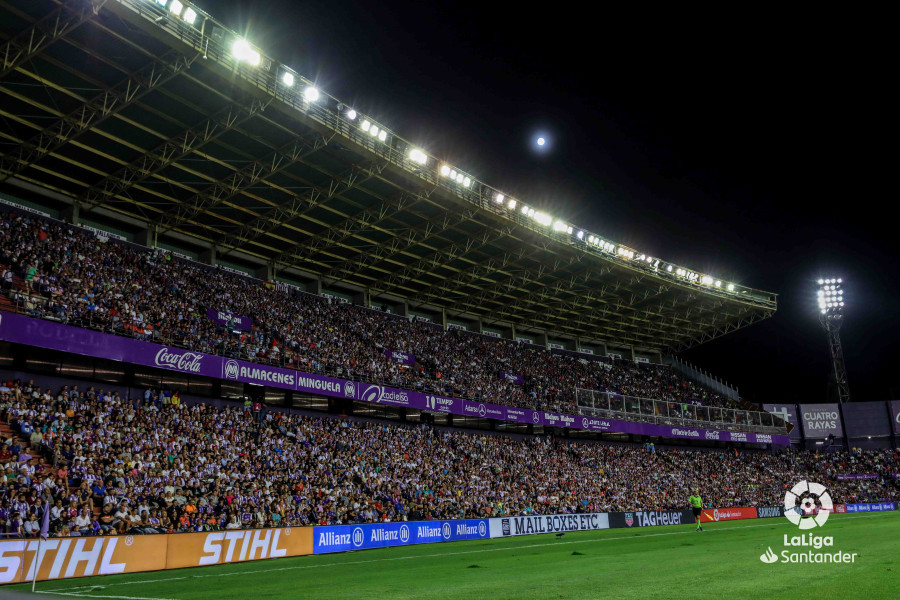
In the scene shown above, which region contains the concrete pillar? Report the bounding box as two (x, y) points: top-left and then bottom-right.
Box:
(201, 246), (217, 266)
(62, 203), (80, 225)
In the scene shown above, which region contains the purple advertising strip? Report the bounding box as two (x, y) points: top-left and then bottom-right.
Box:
(892, 401), (900, 435)
(206, 308), (253, 330)
(384, 348), (415, 366)
(836, 474), (878, 480)
(0, 312), (789, 445)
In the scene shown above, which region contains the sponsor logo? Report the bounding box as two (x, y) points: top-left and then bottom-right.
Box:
(802, 409), (839, 432)
(200, 530), (287, 565)
(154, 348), (204, 373)
(635, 511), (683, 527)
(532, 412), (541, 424)
(705, 431), (720, 440)
(399, 525), (410, 543)
(784, 480), (832, 529)
(730, 432), (748, 442)
(232, 365), (295, 386)
(760, 547), (778, 563)
(441, 523), (452, 540)
(625, 513), (634, 527)
(296, 377), (343, 394)
(478, 404), (487, 418)
(671, 428), (700, 438)
(501, 519), (511, 537)
(352, 528), (364, 548)
(344, 382), (355, 398)
(224, 359), (239, 380)
(756, 434), (773, 444)
(758, 507), (783, 518)
(478, 522), (486, 537)
(359, 385), (410, 406)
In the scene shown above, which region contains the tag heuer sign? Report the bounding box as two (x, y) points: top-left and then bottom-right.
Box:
(625, 513), (634, 527)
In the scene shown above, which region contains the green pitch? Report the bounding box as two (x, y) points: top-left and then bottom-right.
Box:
(11, 512), (900, 600)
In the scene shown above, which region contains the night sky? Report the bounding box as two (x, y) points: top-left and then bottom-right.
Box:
(199, 1), (896, 406)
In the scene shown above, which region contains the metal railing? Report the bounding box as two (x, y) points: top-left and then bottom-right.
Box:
(575, 389), (789, 435)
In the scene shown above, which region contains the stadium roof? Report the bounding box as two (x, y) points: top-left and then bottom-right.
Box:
(0, 0), (777, 352)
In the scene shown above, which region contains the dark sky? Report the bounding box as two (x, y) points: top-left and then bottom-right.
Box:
(199, 1), (896, 405)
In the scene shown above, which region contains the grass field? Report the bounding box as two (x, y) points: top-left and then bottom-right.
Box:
(7, 512), (899, 600)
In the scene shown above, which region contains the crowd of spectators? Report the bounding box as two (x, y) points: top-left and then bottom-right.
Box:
(0, 210), (736, 418)
(1, 378), (897, 539)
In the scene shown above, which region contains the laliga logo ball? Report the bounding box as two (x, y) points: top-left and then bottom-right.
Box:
(784, 480), (832, 529)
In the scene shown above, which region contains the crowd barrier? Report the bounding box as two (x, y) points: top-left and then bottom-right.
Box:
(0, 527), (312, 584)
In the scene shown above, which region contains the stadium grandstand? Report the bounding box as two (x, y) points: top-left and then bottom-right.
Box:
(0, 0), (897, 596)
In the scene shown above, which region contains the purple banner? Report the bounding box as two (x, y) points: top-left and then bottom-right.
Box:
(384, 348), (415, 366)
(892, 401), (900, 435)
(499, 371), (524, 385)
(800, 403), (844, 438)
(0, 312), (790, 445)
(836, 474), (878, 480)
(206, 308), (253, 330)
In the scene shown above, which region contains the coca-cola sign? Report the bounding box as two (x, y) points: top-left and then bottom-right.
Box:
(154, 348), (204, 373)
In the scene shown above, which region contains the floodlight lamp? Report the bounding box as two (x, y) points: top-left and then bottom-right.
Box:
(818, 279), (824, 285)
(715, 280), (722, 288)
(577, 230), (584, 240)
(521, 205), (529, 214)
(567, 226), (573, 234)
(449, 170), (458, 179)
(232, 39), (260, 66)
(507, 199), (516, 210)
(440, 165), (450, 177)
(463, 177), (471, 187)
(304, 87), (320, 102)
(369, 126), (379, 137)
(281, 72), (295, 87)
(553, 220), (568, 232)
(169, 0), (183, 15)
(156, 0), (167, 6)
(456, 173), (464, 184)
(821, 309), (826, 314)
(346, 109), (357, 120)
(666, 265), (673, 272)
(378, 130), (387, 141)
(727, 283), (735, 291)
(360, 120), (371, 132)
(495, 194), (505, 203)
(409, 149), (427, 165)
(183, 7), (197, 25)
(837, 278), (842, 283)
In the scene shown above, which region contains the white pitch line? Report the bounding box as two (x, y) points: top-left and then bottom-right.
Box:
(44, 512), (894, 594)
(37, 593), (176, 600)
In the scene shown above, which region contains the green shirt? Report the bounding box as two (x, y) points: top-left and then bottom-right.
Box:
(689, 494), (702, 508)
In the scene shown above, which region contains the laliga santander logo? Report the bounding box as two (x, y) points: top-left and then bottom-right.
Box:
(784, 480), (832, 529)
(224, 359), (239, 380)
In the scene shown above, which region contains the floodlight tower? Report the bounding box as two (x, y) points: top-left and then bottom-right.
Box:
(816, 278), (850, 404)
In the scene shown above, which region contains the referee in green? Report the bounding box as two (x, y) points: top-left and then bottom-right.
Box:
(689, 489), (703, 532)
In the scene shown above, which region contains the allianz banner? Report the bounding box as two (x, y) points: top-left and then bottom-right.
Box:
(313, 519), (489, 554)
(608, 510), (693, 528)
(488, 513), (609, 538)
(0, 527), (312, 585)
(845, 502), (896, 513)
(800, 403), (844, 438)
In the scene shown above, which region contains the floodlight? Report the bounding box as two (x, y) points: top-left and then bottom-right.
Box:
(183, 7), (197, 24)
(495, 193), (505, 203)
(281, 72), (295, 87)
(456, 173), (464, 183)
(440, 165), (450, 177)
(715, 280), (722, 288)
(507, 199), (516, 210)
(232, 39), (260, 66)
(553, 220), (567, 232)
(304, 86), (320, 102)
(701, 275), (713, 285)
(370, 126), (379, 137)
(537, 137), (546, 146)
(346, 109), (357, 120)
(521, 205), (529, 214)
(156, 0), (167, 6)
(818, 279), (824, 284)
(409, 149), (427, 165)
(577, 230), (584, 240)
(360, 120), (371, 132)
(567, 226), (573, 234)
(169, 0), (183, 15)
(463, 177), (471, 187)
(378, 130), (387, 141)
(449, 170), (458, 179)
(666, 265), (673, 272)
(727, 283), (735, 291)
